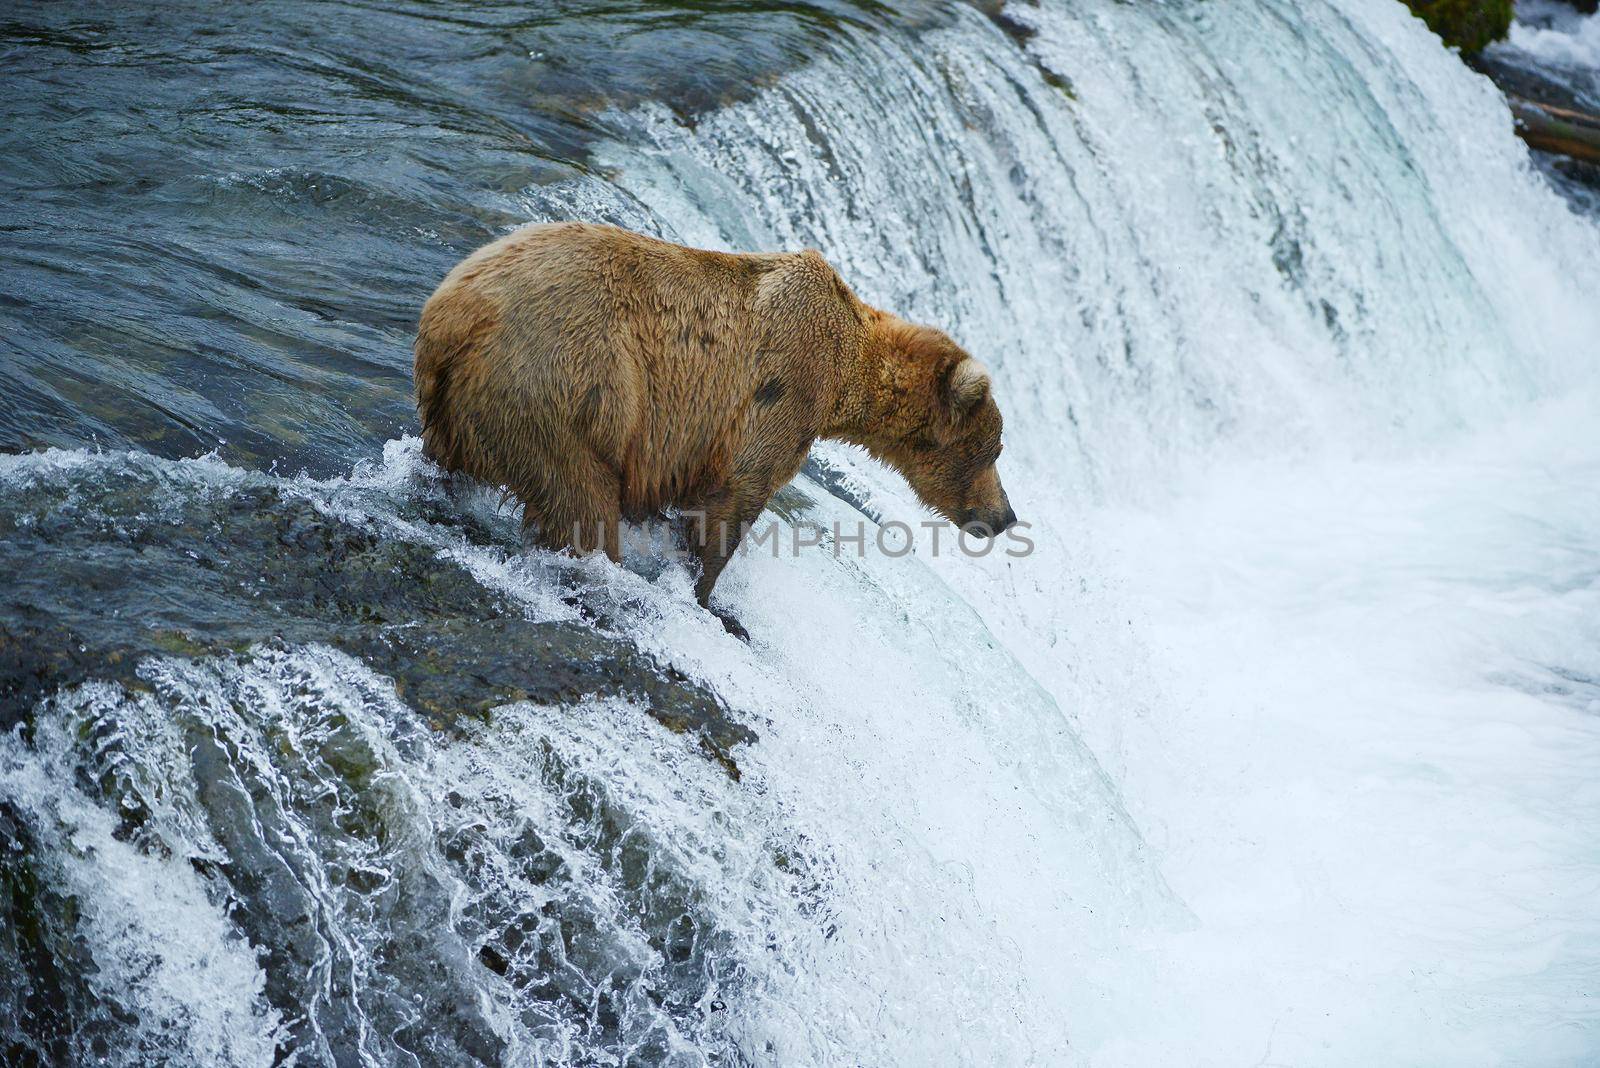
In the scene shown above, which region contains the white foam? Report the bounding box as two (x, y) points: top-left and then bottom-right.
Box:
(1506, 1), (1600, 69)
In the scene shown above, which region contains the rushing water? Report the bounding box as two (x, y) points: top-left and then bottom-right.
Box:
(1498, 0), (1600, 106)
(4, 1), (1600, 1065)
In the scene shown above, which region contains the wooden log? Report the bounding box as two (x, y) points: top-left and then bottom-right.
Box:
(1508, 95), (1600, 166)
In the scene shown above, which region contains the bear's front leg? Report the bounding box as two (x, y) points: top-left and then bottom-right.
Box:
(688, 482), (770, 638)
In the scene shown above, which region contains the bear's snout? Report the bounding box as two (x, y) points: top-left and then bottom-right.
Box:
(959, 504), (1018, 539)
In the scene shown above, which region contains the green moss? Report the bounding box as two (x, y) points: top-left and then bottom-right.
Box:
(1402, 0), (1513, 55)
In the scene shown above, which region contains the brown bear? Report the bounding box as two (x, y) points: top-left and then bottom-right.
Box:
(414, 221), (1016, 616)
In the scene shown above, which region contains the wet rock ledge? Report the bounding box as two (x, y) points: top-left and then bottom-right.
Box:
(0, 471), (754, 778)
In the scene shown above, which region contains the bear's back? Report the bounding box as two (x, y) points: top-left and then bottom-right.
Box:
(415, 222), (865, 514)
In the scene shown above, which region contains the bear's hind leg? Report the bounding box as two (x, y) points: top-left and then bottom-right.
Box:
(516, 442), (624, 565)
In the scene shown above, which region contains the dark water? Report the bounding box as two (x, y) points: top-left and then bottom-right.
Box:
(0, 0), (948, 474)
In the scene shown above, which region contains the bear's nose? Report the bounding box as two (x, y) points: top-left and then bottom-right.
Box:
(959, 509), (1011, 538)
(999, 505), (1018, 531)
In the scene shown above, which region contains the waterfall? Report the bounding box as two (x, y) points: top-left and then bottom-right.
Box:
(4, 1), (1599, 1064)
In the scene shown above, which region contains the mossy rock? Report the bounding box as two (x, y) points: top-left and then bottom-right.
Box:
(1402, 0), (1513, 55)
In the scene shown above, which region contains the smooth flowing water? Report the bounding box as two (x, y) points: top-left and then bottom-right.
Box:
(3, 1), (1599, 1065)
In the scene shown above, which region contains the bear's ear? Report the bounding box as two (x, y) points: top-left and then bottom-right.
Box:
(945, 358), (991, 418)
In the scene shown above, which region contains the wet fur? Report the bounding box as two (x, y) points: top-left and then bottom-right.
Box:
(414, 222), (1011, 605)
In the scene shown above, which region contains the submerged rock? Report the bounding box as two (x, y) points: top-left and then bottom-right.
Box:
(0, 803), (109, 1065)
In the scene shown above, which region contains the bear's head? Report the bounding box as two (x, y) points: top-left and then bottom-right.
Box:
(860, 316), (1018, 539)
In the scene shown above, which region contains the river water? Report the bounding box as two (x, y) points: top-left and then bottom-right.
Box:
(3, 1), (1599, 1065)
